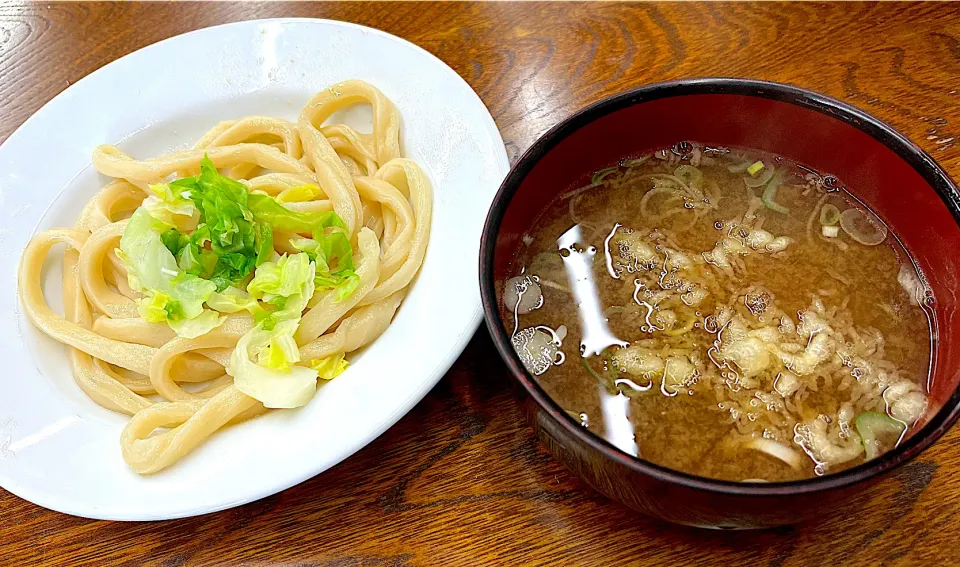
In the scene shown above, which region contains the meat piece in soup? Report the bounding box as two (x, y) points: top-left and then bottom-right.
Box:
(501, 144), (934, 482)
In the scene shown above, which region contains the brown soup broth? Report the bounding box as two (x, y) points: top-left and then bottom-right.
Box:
(501, 144), (934, 482)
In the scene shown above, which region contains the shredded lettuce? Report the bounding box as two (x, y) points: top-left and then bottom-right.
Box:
(169, 157), (263, 291)
(291, 232), (360, 301)
(171, 275), (218, 320)
(290, 238), (321, 260)
(259, 332), (301, 372)
(136, 291), (173, 323)
(332, 271), (361, 301)
(254, 259), (315, 330)
(142, 183), (198, 228)
(120, 208), (217, 334)
(119, 154), (361, 353)
(177, 243), (200, 269)
(179, 160), (253, 251)
(311, 352), (349, 380)
(168, 309), (226, 339)
(132, 156), (353, 295)
(149, 182), (191, 203)
(227, 250), (321, 406)
(161, 156), (333, 292)
(248, 193), (344, 233)
(255, 222), (275, 267)
(228, 325), (319, 408)
(160, 228), (186, 256)
(247, 253), (314, 305)
(207, 286), (261, 314)
(119, 208), (179, 292)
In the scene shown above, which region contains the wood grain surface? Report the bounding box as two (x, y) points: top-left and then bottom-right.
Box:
(2, 2), (960, 565)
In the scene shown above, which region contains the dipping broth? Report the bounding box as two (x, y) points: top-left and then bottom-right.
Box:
(500, 143), (934, 482)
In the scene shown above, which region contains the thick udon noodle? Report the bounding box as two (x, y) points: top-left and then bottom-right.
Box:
(19, 80), (432, 474)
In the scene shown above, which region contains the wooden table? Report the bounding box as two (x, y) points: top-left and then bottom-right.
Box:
(3, 2), (959, 565)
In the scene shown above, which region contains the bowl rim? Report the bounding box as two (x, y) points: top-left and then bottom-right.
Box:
(479, 77), (960, 497)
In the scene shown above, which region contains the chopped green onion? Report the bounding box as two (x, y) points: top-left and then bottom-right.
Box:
(580, 355), (606, 383)
(591, 166), (620, 185)
(840, 208), (888, 246)
(856, 411), (906, 460)
(580, 355), (618, 395)
(822, 225), (840, 238)
(746, 160), (765, 176)
(744, 166), (776, 188)
(623, 156), (650, 168)
(820, 203), (841, 226)
(674, 165), (703, 188)
(761, 170), (789, 215)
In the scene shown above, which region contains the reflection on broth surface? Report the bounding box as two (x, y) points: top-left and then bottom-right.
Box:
(502, 143), (935, 482)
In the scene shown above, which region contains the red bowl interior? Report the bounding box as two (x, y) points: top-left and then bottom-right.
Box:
(488, 80), (960, 474)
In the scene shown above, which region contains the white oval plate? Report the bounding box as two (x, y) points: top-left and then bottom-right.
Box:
(0, 19), (508, 520)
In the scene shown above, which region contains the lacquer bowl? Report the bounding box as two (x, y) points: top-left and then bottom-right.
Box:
(479, 78), (960, 528)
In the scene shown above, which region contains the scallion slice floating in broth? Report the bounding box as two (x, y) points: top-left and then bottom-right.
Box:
(840, 208), (888, 245)
(819, 204), (841, 226)
(856, 412), (906, 460)
(761, 170), (789, 214)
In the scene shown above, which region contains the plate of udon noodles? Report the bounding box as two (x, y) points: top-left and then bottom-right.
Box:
(0, 19), (508, 519)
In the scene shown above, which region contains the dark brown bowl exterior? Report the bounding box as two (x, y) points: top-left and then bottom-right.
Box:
(480, 78), (960, 528)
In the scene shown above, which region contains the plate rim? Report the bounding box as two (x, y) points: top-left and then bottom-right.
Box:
(0, 17), (508, 520)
